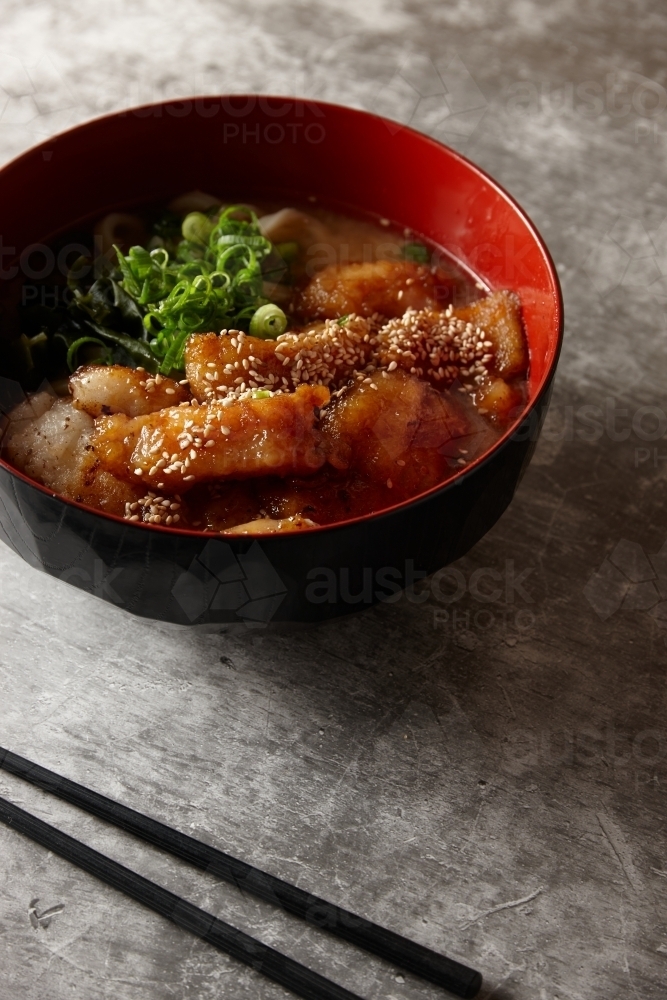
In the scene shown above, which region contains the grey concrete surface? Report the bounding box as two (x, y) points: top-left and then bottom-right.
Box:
(0, 2), (666, 998)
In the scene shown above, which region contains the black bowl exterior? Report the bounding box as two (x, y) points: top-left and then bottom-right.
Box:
(0, 382), (551, 628)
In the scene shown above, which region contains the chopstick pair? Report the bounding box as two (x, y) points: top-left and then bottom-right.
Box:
(0, 747), (482, 1000)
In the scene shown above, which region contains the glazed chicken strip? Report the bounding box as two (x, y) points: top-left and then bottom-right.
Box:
(373, 291), (526, 386)
(185, 316), (374, 402)
(93, 383), (330, 491)
(295, 259), (445, 321)
(455, 290), (527, 378)
(322, 369), (473, 493)
(71, 364), (190, 417)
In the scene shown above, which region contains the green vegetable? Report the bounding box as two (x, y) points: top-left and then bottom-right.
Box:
(181, 211), (214, 245)
(401, 241), (430, 264)
(13, 204), (292, 385)
(84, 321), (159, 371)
(66, 336), (111, 372)
(249, 303), (287, 339)
(114, 205), (275, 373)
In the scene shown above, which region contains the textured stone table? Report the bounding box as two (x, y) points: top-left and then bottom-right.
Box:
(1, 2), (666, 999)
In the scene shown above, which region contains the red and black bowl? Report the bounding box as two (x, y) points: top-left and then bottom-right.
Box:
(0, 97), (563, 629)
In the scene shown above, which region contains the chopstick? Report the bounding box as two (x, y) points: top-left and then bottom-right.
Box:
(0, 796), (361, 1000)
(0, 747), (482, 998)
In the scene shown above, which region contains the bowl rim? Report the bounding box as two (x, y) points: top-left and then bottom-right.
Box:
(0, 94), (564, 539)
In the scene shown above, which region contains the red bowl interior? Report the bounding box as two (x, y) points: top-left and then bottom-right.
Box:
(0, 96), (563, 532)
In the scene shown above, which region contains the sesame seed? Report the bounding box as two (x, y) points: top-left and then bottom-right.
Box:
(183, 475), (195, 482)
(134, 468), (143, 476)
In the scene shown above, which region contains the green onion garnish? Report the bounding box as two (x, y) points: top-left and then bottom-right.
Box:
(249, 303), (288, 339)
(113, 205), (275, 373)
(181, 211), (214, 245)
(66, 336), (111, 372)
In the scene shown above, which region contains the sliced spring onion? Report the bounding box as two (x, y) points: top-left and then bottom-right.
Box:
(181, 212), (214, 245)
(66, 336), (111, 372)
(114, 205), (275, 372)
(249, 303), (288, 339)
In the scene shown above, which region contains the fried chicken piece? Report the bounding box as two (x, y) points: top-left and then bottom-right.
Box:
(4, 392), (93, 494)
(471, 377), (524, 424)
(295, 260), (443, 321)
(3, 392), (142, 514)
(184, 317), (374, 402)
(373, 291), (526, 384)
(185, 480), (262, 532)
(92, 383), (330, 491)
(321, 370), (473, 495)
(185, 331), (281, 402)
(257, 467), (379, 525)
(455, 290), (526, 378)
(70, 364), (190, 417)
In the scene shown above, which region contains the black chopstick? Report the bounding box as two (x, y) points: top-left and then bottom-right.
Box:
(0, 747), (481, 998)
(0, 796), (361, 1000)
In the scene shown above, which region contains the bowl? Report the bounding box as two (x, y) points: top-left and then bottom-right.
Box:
(0, 96), (563, 629)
